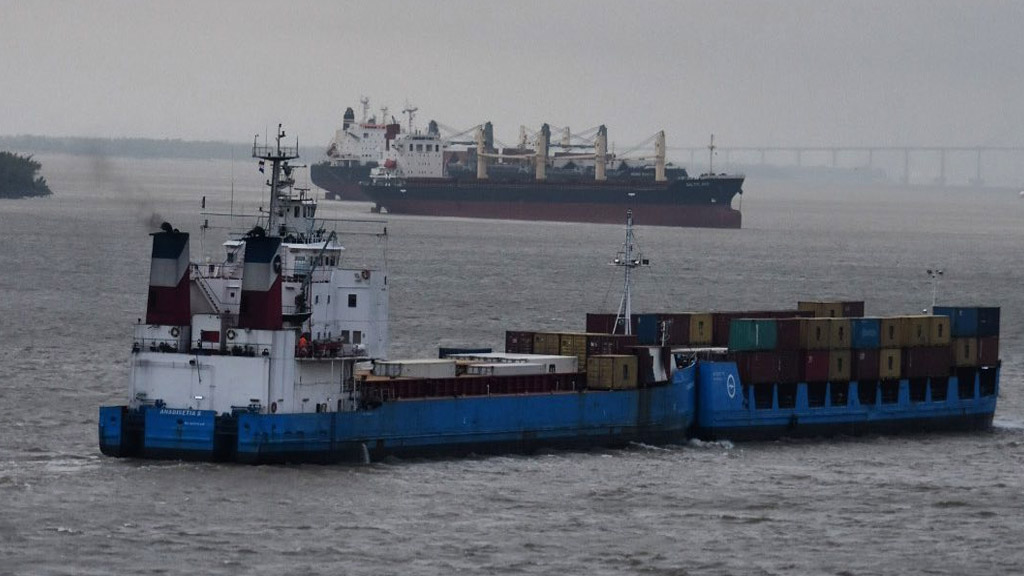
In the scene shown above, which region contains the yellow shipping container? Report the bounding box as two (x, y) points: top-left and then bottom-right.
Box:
(829, 349), (852, 381)
(533, 332), (561, 355)
(558, 332), (589, 366)
(879, 318), (902, 348)
(879, 348), (902, 379)
(829, 318), (852, 350)
(900, 316), (931, 347)
(799, 318), (831, 349)
(689, 313), (714, 345)
(929, 316), (951, 346)
(586, 355), (638, 390)
(798, 301), (844, 318)
(952, 338), (978, 367)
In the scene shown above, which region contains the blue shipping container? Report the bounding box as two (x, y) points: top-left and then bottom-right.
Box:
(636, 314), (660, 345)
(934, 306), (978, 337)
(850, 318), (881, 349)
(976, 307), (1000, 337)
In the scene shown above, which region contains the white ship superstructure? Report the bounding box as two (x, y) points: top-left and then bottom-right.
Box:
(128, 126), (388, 418)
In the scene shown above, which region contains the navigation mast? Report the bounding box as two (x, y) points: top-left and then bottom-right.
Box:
(611, 209), (649, 335)
(252, 124), (299, 236)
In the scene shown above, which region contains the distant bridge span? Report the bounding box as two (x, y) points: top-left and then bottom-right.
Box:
(668, 145), (1024, 186)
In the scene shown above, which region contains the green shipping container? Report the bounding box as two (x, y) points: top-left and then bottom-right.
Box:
(728, 319), (778, 351)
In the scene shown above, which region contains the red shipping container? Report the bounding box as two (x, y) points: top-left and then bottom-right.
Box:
(902, 346), (952, 379)
(662, 313), (691, 345)
(734, 351), (781, 384)
(775, 318), (802, 350)
(852, 349), (880, 381)
(505, 331), (535, 354)
(802, 350), (830, 382)
(978, 336), (999, 366)
(777, 350), (802, 383)
(586, 334), (637, 356)
(842, 301), (866, 317)
(585, 313), (617, 334)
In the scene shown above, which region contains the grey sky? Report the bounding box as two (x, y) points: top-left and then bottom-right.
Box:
(3, 0), (1022, 150)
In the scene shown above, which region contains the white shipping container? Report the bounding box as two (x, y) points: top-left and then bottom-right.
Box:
(447, 352), (578, 373)
(373, 359), (458, 379)
(465, 363), (547, 376)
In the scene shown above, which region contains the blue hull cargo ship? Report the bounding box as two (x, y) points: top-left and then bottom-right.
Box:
(98, 131), (696, 464)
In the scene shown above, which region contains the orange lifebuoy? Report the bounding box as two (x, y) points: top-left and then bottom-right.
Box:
(270, 401), (277, 414)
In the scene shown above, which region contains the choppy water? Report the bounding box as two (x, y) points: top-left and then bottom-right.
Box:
(1, 154), (1023, 575)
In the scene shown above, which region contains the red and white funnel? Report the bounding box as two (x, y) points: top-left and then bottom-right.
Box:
(145, 229), (191, 326)
(237, 236), (283, 330)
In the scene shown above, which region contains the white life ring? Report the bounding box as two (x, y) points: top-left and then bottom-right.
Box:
(170, 327), (180, 338)
(360, 269), (370, 280)
(226, 329), (236, 341)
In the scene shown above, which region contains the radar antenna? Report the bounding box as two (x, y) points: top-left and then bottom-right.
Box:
(252, 123), (299, 235)
(610, 209), (649, 335)
(402, 102), (418, 133)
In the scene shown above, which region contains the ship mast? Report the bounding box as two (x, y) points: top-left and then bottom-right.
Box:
(252, 124), (299, 236)
(611, 209), (648, 335)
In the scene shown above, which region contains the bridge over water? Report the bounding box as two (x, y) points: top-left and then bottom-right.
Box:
(670, 145), (1024, 187)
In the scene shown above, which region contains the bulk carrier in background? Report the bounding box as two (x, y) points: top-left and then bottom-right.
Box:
(311, 100), (745, 229)
(99, 127), (1000, 465)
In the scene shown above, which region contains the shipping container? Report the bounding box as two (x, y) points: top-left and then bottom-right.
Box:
(879, 348), (902, 380)
(978, 336), (999, 365)
(505, 331), (535, 354)
(585, 313), (618, 334)
(798, 300), (863, 318)
(734, 351), (780, 384)
(933, 306), (978, 337)
(775, 318), (802, 350)
(372, 359), (458, 379)
(712, 313), (736, 347)
(952, 337), (978, 367)
(558, 332), (589, 366)
(586, 355), (638, 390)
(928, 315), (951, 346)
(446, 352), (578, 374)
(778, 350), (802, 383)
(850, 318), (881, 349)
(636, 314), (660, 345)
(728, 319), (779, 351)
(902, 346), (951, 379)
(852, 349), (880, 381)
(799, 318), (831, 350)
(879, 318), (902, 348)
(841, 301), (866, 317)
(689, 313), (714, 345)
(802, 350), (830, 382)
(439, 347), (491, 358)
(976, 307), (1001, 337)
(829, 318), (852, 350)
(586, 333), (638, 357)
(829, 350), (851, 382)
(899, 316), (931, 347)
(532, 332), (562, 355)
(465, 363), (547, 376)
(661, 313), (691, 345)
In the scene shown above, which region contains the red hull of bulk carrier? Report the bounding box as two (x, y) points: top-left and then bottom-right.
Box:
(374, 198), (742, 228)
